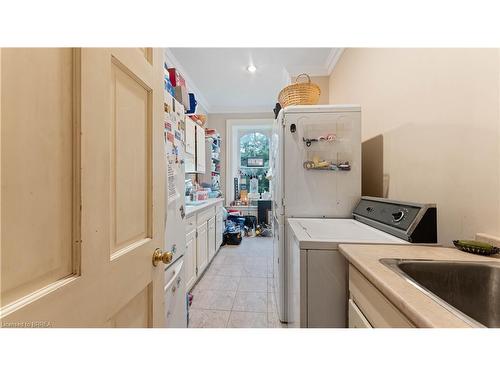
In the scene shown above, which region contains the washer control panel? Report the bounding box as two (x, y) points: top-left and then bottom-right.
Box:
(353, 198), (420, 231)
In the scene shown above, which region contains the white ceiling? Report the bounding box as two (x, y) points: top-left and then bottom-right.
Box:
(165, 48), (343, 113)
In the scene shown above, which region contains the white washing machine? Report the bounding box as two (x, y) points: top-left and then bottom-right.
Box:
(285, 197), (437, 328)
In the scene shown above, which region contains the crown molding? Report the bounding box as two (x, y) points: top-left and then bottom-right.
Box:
(325, 48), (344, 75)
(164, 48), (212, 113)
(286, 65), (330, 77)
(209, 105), (274, 114)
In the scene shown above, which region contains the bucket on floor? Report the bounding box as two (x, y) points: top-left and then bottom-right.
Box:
(223, 229), (242, 245)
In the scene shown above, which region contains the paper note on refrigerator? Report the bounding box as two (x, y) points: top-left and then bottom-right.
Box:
(167, 157), (179, 205)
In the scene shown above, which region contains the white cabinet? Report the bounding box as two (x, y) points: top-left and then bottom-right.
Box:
(185, 202), (224, 291)
(195, 124), (206, 173)
(184, 120), (205, 174)
(185, 117), (196, 156)
(196, 221), (208, 275)
(208, 217), (216, 261)
(185, 154), (196, 174)
(184, 117), (196, 173)
(216, 211), (224, 249)
(185, 230), (197, 291)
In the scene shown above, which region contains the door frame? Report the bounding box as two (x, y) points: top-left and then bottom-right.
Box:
(225, 119), (273, 204)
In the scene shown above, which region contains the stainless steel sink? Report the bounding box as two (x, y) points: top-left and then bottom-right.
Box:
(381, 258), (500, 327)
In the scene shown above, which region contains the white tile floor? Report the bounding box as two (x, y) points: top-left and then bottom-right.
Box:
(188, 236), (286, 328)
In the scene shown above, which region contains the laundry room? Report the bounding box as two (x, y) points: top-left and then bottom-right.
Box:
(2, 3), (500, 374)
(3, 46), (500, 330)
(160, 47), (500, 329)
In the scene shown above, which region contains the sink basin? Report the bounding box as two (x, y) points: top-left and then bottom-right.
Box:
(381, 258), (500, 327)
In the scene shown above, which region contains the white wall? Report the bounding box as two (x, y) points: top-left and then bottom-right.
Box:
(329, 48), (500, 246)
(291, 75), (330, 104)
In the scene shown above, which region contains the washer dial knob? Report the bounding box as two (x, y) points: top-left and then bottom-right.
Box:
(392, 210), (405, 222)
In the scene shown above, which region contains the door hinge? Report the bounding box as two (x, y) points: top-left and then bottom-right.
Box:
(282, 197), (286, 207)
(281, 116), (285, 128)
(196, 267), (198, 275)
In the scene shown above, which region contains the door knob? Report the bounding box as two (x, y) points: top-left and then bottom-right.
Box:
(152, 249), (173, 266)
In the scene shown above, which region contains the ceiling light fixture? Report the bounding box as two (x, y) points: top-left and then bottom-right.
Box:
(247, 65), (257, 73)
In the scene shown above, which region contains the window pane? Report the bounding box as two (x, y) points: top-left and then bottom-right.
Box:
(239, 132), (269, 194)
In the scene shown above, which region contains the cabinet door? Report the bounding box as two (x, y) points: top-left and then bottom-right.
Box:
(196, 222), (208, 275)
(185, 230), (197, 291)
(195, 125), (206, 173)
(1, 48), (166, 327)
(185, 117), (196, 155)
(185, 153), (196, 174)
(208, 217), (216, 261)
(216, 212), (224, 249)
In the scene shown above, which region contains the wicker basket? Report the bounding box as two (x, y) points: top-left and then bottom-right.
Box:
(278, 73), (321, 107)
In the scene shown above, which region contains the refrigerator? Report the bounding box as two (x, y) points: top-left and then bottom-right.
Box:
(163, 92), (188, 327)
(270, 105), (362, 323)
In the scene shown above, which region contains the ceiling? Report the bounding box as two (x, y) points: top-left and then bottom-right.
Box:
(165, 48), (343, 113)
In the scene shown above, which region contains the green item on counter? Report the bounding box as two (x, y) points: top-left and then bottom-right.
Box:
(453, 240), (500, 256)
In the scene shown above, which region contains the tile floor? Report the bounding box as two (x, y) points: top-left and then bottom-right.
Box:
(188, 236), (286, 328)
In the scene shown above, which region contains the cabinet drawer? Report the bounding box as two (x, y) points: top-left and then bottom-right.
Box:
(185, 216), (196, 233)
(349, 265), (414, 328)
(348, 299), (372, 328)
(197, 206), (216, 224)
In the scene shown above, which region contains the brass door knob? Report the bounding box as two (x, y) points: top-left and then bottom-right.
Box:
(152, 249), (173, 266)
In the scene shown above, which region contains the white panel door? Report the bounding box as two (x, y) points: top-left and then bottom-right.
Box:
(1, 48), (166, 327)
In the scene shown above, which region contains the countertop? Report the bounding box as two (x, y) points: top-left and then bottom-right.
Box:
(185, 197), (224, 218)
(338, 243), (500, 328)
